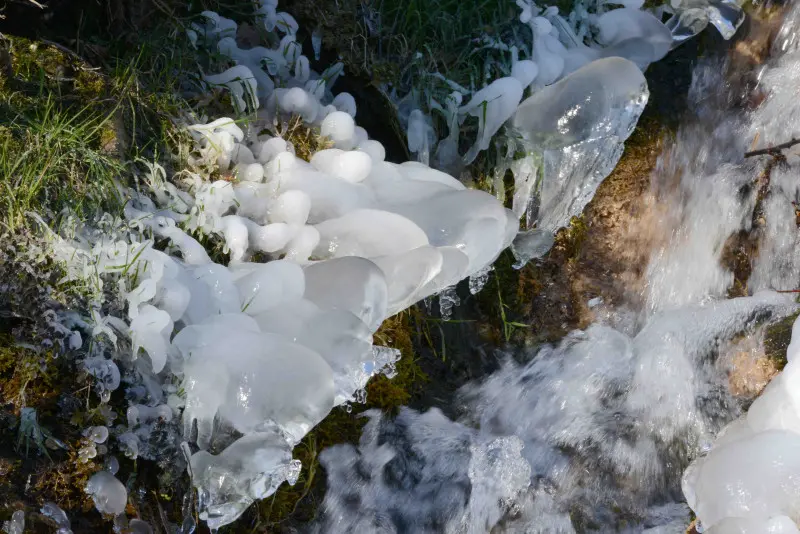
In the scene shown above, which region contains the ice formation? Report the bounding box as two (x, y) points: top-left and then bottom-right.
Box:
(397, 0), (746, 266)
(85, 472), (128, 515)
(511, 57), (648, 234)
(317, 6), (800, 529)
(30, 0), (516, 528)
(1, 511), (24, 534)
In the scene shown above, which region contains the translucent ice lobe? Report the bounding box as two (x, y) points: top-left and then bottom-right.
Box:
(594, 9), (672, 68)
(513, 57), (648, 151)
(85, 472), (128, 515)
(314, 209), (430, 259)
(303, 256), (389, 332)
(181, 328), (335, 444)
(371, 246), (444, 315)
(387, 189), (517, 275)
(232, 260), (305, 315)
(190, 432), (296, 530)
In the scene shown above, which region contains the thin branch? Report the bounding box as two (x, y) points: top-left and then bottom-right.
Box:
(744, 137), (800, 158)
(776, 289), (800, 293)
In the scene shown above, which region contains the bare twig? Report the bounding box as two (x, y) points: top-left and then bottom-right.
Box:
(744, 137), (800, 158)
(776, 289), (800, 293)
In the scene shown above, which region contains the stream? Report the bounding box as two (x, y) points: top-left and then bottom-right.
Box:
(311, 3), (800, 533)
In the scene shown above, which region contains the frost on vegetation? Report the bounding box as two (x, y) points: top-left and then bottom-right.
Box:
(682, 310), (800, 533)
(26, 0), (517, 529)
(394, 0), (745, 267)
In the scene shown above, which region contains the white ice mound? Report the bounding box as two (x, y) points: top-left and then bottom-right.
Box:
(509, 57), (648, 260)
(42, 2), (520, 529)
(682, 311), (800, 532)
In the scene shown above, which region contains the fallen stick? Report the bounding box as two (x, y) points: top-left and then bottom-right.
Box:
(745, 138), (800, 157)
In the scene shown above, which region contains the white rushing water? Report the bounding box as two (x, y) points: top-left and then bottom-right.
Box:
(316, 5), (800, 533)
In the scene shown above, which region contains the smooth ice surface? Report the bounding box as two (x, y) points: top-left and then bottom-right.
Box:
(511, 57), (648, 241)
(85, 472), (128, 515)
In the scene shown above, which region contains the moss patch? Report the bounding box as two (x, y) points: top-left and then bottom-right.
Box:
(763, 311), (800, 371)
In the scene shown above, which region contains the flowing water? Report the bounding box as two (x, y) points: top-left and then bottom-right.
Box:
(313, 5), (800, 533)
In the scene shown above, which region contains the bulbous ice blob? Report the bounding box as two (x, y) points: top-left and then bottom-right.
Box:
(511, 60), (539, 89)
(295, 309), (375, 400)
(41, 502), (71, 532)
(182, 330), (336, 443)
(89, 426), (109, 444)
(321, 111), (356, 149)
(130, 304), (173, 373)
(190, 432), (298, 530)
(192, 263), (241, 315)
(269, 190), (311, 225)
(254, 298), (321, 339)
(407, 109), (436, 165)
(371, 246), (444, 315)
(513, 57), (648, 150)
(278, 87), (318, 122)
(362, 162), (456, 206)
(258, 137), (290, 163)
(221, 215), (250, 263)
(459, 78), (524, 164)
(310, 149), (372, 183)
(236, 162), (264, 182)
(284, 225), (320, 262)
(594, 8), (672, 68)
(332, 92), (357, 117)
(314, 209), (430, 259)
(158, 227), (211, 265)
(231, 144), (255, 165)
(242, 220), (295, 253)
(303, 256), (389, 331)
(275, 168), (373, 222)
(85, 472), (127, 515)
(398, 161), (465, 190)
(294, 55), (310, 82)
(234, 260), (305, 315)
(419, 245), (471, 297)
(683, 431), (800, 530)
(387, 189), (517, 274)
(357, 140), (386, 162)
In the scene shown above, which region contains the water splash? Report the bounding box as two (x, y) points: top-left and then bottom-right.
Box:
(317, 6), (800, 532)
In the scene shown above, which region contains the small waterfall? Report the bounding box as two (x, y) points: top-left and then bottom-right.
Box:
(315, 5), (800, 533)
